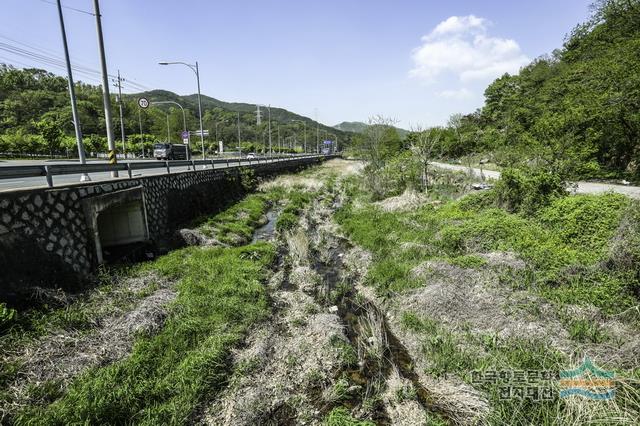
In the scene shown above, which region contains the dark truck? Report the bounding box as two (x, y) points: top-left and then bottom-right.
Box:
(153, 143), (189, 160)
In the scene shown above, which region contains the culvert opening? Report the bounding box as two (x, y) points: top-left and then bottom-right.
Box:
(97, 200), (150, 263)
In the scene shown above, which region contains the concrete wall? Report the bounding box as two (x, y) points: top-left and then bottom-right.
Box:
(0, 158), (322, 302)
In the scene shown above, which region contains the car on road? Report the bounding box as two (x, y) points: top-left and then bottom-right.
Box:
(246, 152), (256, 159)
(153, 143), (189, 160)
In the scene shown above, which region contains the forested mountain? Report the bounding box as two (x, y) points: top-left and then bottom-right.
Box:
(417, 0), (640, 180)
(334, 121), (368, 133)
(335, 121), (409, 138)
(0, 66), (351, 156)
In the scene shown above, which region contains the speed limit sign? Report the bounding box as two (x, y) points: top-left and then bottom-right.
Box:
(138, 97), (149, 109)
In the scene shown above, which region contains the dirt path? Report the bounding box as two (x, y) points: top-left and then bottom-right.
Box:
(431, 161), (640, 199)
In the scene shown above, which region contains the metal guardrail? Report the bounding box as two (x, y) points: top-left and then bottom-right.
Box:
(0, 154), (329, 188)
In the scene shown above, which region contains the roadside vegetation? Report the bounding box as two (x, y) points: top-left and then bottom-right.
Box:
(337, 123), (640, 423)
(0, 166), (320, 424)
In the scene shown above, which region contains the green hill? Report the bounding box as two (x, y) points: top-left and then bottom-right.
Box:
(0, 66), (351, 156)
(136, 89), (340, 136)
(334, 121), (408, 138)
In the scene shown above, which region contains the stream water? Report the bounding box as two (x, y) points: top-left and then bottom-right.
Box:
(252, 209), (279, 243)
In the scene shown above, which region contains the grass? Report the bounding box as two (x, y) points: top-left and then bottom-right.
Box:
(16, 243), (276, 425)
(400, 311), (569, 424)
(4, 181), (309, 423)
(198, 192), (270, 244)
(336, 188), (637, 314)
(323, 407), (376, 426)
(333, 165), (640, 424)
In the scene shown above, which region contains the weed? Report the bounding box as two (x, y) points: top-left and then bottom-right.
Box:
(449, 254), (488, 269)
(567, 319), (609, 343)
(323, 406), (375, 426)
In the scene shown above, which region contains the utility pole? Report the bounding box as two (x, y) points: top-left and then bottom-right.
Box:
(315, 109), (320, 154)
(93, 0), (117, 176)
(56, 0), (89, 181)
(257, 104), (272, 157)
(114, 69), (126, 158)
(277, 124), (281, 154)
(268, 105), (272, 157)
(292, 120), (306, 153)
(255, 105), (262, 154)
(237, 111), (242, 157)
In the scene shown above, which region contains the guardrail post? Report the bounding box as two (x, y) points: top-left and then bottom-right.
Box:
(126, 163), (132, 179)
(44, 166), (53, 187)
(165, 161), (171, 174)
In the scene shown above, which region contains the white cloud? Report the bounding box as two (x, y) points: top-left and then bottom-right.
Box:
(409, 15), (529, 83)
(438, 88), (473, 100)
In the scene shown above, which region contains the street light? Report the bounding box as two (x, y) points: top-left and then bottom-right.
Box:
(151, 101), (190, 160)
(158, 61), (205, 160)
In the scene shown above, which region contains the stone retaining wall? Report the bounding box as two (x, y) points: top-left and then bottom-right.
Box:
(0, 158), (321, 301)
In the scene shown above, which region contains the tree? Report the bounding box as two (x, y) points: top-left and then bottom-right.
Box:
(408, 127), (440, 193)
(35, 117), (63, 156)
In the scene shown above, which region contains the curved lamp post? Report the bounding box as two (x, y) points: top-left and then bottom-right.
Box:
(158, 61), (205, 160)
(151, 100), (190, 160)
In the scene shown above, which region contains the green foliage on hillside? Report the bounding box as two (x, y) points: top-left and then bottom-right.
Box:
(410, 0), (640, 180)
(0, 66), (350, 157)
(334, 121), (408, 139)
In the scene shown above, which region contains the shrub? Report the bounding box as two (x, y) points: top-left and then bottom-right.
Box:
(494, 166), (566, 214)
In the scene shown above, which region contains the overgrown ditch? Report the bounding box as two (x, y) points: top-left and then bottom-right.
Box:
(301, 192), (452, 424)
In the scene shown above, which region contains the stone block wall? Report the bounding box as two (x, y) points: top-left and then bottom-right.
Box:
(0, 158), (321, 302)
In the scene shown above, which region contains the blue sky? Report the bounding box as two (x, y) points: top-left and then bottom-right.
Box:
(1, 0), (592, 128)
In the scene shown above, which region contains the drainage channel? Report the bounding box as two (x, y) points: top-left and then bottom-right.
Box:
(308, 214), (452, 424)
(252, 208), (279, 243)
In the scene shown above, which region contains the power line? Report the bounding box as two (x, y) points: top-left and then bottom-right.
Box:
(37, 0), (94, 16)
(0, 37), (153, 92)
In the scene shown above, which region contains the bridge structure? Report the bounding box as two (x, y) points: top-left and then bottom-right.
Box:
(0, 154), (331, 301)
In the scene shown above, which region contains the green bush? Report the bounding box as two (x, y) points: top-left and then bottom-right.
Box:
(494, 167), (566, 214)
(537, 194), (628, 256)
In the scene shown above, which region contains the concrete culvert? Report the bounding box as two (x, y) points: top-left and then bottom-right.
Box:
(96, 200), (149, 263)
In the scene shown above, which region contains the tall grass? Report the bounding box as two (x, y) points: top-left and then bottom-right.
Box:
(16, 243), (275, 424)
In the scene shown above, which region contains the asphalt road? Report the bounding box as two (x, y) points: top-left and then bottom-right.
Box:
(431, 161), (640, 199)
(0, 157), (284, 192)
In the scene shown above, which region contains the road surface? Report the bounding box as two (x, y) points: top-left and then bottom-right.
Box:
(0, 157), (292, 192)
(431, 161), (640, 199)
